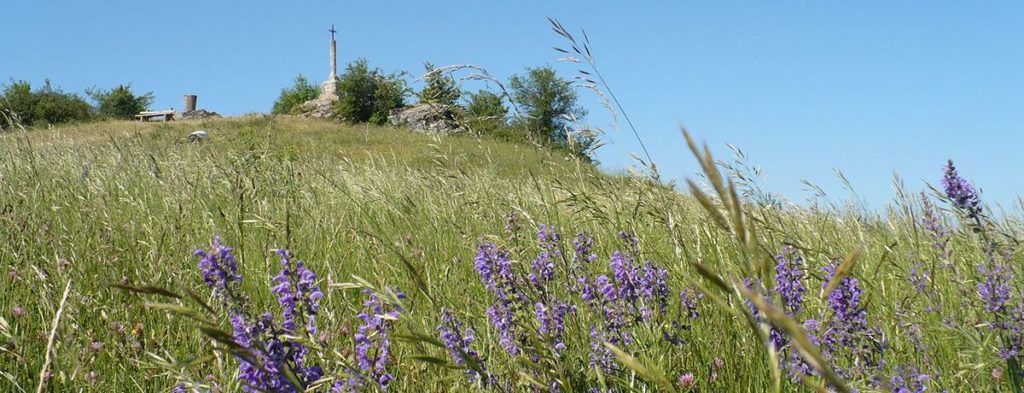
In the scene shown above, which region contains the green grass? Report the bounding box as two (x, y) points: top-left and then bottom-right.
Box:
(0, 117), (1017, 391)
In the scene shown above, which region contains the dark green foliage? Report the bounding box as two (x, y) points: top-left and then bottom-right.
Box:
(418, 63), (460, 106)
(508, 66), (586, 143)
(1, 79), (92, 129)
(461, 90), (507, 135)
(272, 74), (320, 115)
(333, 59), (408, 125)
(87, 84), (154, 119)
(0, 80), (34, 128)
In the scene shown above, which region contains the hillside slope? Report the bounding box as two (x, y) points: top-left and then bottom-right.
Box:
(0, 117), (1007, 391)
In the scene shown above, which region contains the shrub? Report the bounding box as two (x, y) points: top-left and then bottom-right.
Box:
(87, 84), (154, 119)
(271, 74), (320, 115)
(0, 80), (35, 129)
(333, 59), (408, 125)
(508, 66), (586, 143)
(1, 79), (92, 128)
(418, 62), (460, 107)
(461, 90), (507, 135)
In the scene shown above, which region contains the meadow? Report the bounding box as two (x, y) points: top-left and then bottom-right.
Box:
(1, 116), (1020, 392)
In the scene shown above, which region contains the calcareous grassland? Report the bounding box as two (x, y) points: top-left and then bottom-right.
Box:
(1, 117), (1020, 392)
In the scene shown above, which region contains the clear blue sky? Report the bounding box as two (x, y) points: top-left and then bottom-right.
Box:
(3, 1), (1022, 210)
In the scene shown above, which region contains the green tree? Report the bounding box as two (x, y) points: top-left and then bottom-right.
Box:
(87, 84), (154, 119)
(272, 74), (320, 115)
(1, 79), (92, 128)
(508, 66), (586, 143)
(418, 62), (460, 106)
(462, 90), (507, 134)
(33, 81), (93, 125)
(334, 59), (407, 125)
(1, 80), (37, 128)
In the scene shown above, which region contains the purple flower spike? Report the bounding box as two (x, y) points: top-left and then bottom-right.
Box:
(942, 160), (982, 219)
(774, 246), (806, 317)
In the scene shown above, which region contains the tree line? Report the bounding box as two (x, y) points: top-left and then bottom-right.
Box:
(0, 79), (153, 129)
(273, 59), (597, 159)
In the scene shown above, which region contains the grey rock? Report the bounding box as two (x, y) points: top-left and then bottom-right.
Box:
(388, 103), (461, 134)
(179, 109), (221, 120)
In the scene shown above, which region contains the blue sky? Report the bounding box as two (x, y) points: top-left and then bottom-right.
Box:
(3, 1), (1022, 210)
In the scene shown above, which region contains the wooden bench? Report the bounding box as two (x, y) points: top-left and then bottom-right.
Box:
(135, 110), (176, 122)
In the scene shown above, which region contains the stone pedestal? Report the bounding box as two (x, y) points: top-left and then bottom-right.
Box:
(320, 79), (337, 99)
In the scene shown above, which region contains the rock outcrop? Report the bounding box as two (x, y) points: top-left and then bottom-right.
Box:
(388, 103), (461, 134)
(292, 97), (336, 119)
(178, 109), (221, 120)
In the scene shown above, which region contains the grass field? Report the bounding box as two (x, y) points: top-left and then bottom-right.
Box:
(1, 117), (1020, 392)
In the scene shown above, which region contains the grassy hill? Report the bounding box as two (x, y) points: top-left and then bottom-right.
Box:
(0, 117), (1015, 391)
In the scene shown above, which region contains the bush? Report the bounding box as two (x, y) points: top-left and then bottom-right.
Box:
(1, 79), (92, 128)
(508, 66), (586, 143)
(0, 80), (35, 129)
(87, 84), (154, 119)
(272, 74), (320, 115)
(461, 90), (507, 135)
(333, 59), (408, 125)
(418, 63), (460, 107)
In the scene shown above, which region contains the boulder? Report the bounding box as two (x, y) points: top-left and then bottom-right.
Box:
(388, 103), (461, 134)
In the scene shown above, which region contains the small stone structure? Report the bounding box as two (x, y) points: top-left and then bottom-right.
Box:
(388, 103), (461, 134)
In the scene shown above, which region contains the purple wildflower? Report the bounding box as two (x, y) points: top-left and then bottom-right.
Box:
(977, 250), (1013, 314)
(193, 239), (325, 392)
(774, 246), (806, 316)
(528, 225), (560, 292)
(888, 366), (929, 393)
(942, 160), (982, 219)
(353, 289), (402, 390)
(474, 242), (518, 302)
(680, 287), (703, 320)
(821, 263), (869, 351)
(12, 306), (23, 318)
(920, 193), (950, 260)
(438, 308), (488, 383)
(486, 302), (520, 356)
(194, 236), (242, 303)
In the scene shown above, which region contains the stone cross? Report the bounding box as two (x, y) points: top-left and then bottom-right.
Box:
(328, 25), (337, 80)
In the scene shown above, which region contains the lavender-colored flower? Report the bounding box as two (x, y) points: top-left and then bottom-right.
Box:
(774, 246), (805, 316)
(529, 225), (560, 292)
(977, 251), (1013, 314)
(535, 301), (575, 354)
(192, 239), (326, 393)
(486, 302), (520, 356)
(680, 287), (703, 320)
(942, 160), (982, 219)
(271, 249), (324, 335)
(194, 236), (242, 303)
(789, 319), (822, 378)
(920, 193), (950, 258)
(821, 264), (869, 353)
(12, 306), (23, 318)
(438, 308), (488, 383)
(888, 366), (929, 393)
(474, 242), (518, 302)
(589, 326), (616, 372)
(354, 289), (402, 390)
